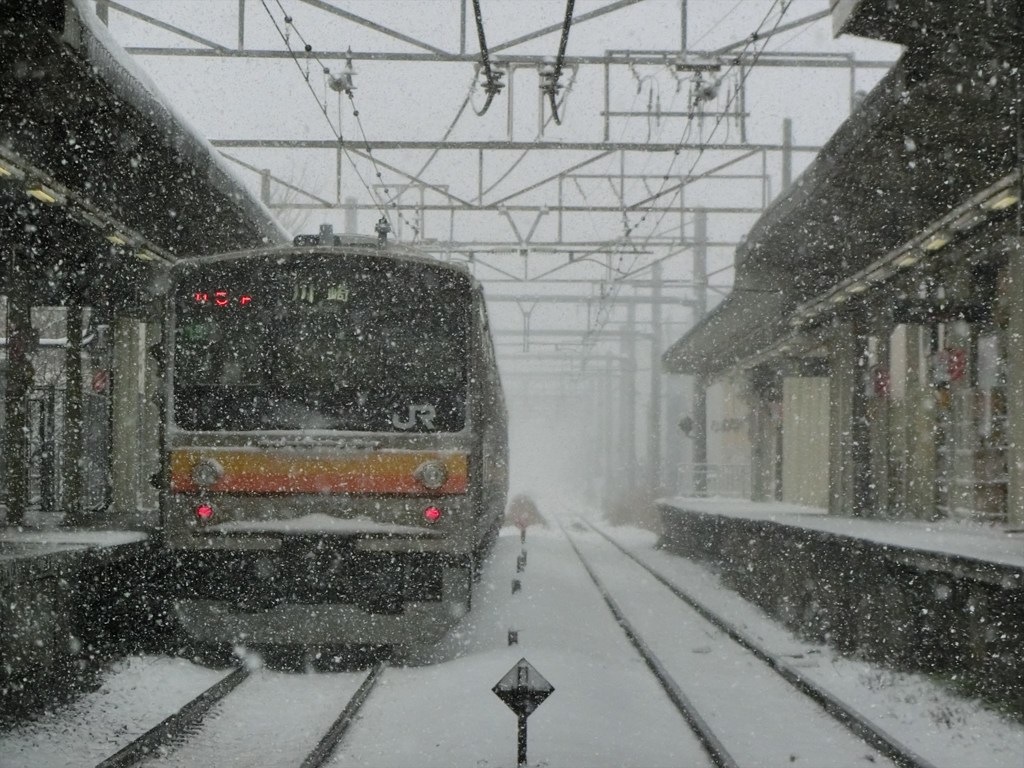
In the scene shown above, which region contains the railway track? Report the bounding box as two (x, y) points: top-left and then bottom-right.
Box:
(93, 661), (384, 768)
(563, 518), (940, 768)
(95, 667), (250, 768)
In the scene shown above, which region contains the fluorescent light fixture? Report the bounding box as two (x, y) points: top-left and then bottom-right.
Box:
(830, 292), (848, 305)
(895, 251), (921, 268)
(847, 281), (868, 295)
(26, 183), (60, 204)
(105, 232), (128, 246)
(869, 265), (894, 282)
(75, 209), (108, 230)
(985, 189), (1020, 211)
(136, 250), (157, 262)
(924, 233), (950, 251)
(952, 210), (983, 231)
(0, 158), (25, 179)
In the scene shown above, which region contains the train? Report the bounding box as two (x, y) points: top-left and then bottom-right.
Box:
(159, 225), (508, 652)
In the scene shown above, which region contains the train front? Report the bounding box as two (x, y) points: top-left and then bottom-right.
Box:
(162, 247), (479, 649)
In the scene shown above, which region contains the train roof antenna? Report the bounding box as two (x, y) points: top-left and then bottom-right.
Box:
(375, 216), (391, 248)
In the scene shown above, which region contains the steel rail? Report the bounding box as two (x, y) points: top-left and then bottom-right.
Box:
(559, 521), (738, 768)
(585, 521), (941, 768)
(299, 662), (385, 768)
(94, 667), (249, 768)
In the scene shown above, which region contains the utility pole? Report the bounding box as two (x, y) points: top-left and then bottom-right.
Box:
(693, 209), (708, 496)
(782, 117), (793, 192)
(620, 303), (637, 495)
(648, 261), (663, 494)
(603, 357), (615, 500)
(680, 0), (687, 54)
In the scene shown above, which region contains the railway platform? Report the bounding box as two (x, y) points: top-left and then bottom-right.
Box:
(658, 498), (1024, 708)
(0, 525), (153, 714)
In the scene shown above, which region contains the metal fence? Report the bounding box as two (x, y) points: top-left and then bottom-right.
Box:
(676, 463), (752, 499)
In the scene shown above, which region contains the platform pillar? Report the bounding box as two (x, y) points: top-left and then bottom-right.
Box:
(110, 317), (142, 523)
(901, 324), (937, 519)
(2, 246), (34, 526)
(946, 313), (975, 520)
(868, 328), (892, 514)
(1006, 237), (1024, 527)
(829, 320), (871, 516)
(749, 373), (776, 502)
(829, 323), (854, 516)
(63, 303), (84, 523)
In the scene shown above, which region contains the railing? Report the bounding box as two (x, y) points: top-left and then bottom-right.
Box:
(677, 463), (752, 499)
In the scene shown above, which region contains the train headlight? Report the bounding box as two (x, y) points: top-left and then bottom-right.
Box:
(414, 460), (448, 490)
(191, 458), (224, 488)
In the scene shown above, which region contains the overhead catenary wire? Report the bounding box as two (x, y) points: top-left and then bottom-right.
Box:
(578, 0), (794, 358)
(690, 0), (749, 48)
(543, 0), (577, 125)
(481, 66), (580, 200)
(634, 1), (795, 250)
(259, 1), (382, 218)
(582, 1), (792, 258)
(470, 0), (505, 116)
(260, 0), (423, 238)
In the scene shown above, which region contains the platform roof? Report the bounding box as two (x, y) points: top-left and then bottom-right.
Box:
(664, 5), (1021, 377)
(0, 0), (287, 309)
(831, 0), (1020, 48)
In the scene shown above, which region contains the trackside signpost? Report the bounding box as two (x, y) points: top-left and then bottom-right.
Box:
(492, 657), (554, 767)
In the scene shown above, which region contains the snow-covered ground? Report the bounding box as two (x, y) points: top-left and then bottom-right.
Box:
(603, 525), (1024, 768)
(0, 656), (225, 768)
(1, 494), (1020, 768)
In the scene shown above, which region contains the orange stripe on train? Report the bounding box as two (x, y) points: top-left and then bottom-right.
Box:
(170, 450), (468, 495)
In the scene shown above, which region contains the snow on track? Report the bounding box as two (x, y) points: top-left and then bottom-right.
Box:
(0, 656), (226, 768)
(140, 667), (372, 768)
(566, 525), (896, 768)
(334, 527), (713, 768)
(601, 524), (1024, 768)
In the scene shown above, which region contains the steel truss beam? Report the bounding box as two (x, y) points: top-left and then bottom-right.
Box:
(104, 1), (896, 357)
(211, 139), (817, 152)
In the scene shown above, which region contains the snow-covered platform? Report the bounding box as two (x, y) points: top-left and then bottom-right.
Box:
(659, 497), (1023, 586)
(0, 527), (152, 713)
(657, 497), (1024, 708)
(0, 528), (149, 581)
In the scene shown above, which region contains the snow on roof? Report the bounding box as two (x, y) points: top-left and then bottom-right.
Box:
(68, 0), (288, 245)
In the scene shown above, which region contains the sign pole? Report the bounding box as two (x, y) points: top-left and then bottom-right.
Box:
(517, 714), (528, 767)
(492, 657), (554, 768)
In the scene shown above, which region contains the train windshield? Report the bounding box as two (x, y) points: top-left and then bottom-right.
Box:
(171, 253), (470, 432)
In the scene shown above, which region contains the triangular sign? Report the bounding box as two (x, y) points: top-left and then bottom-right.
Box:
(492, 657), (554, 718)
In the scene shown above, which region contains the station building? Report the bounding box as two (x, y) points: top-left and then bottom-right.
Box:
(665, 0), (1024, 527)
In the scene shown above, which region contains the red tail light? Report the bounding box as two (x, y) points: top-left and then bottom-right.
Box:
(196, 503), (214, 521)
(423, 506), (442, 523)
